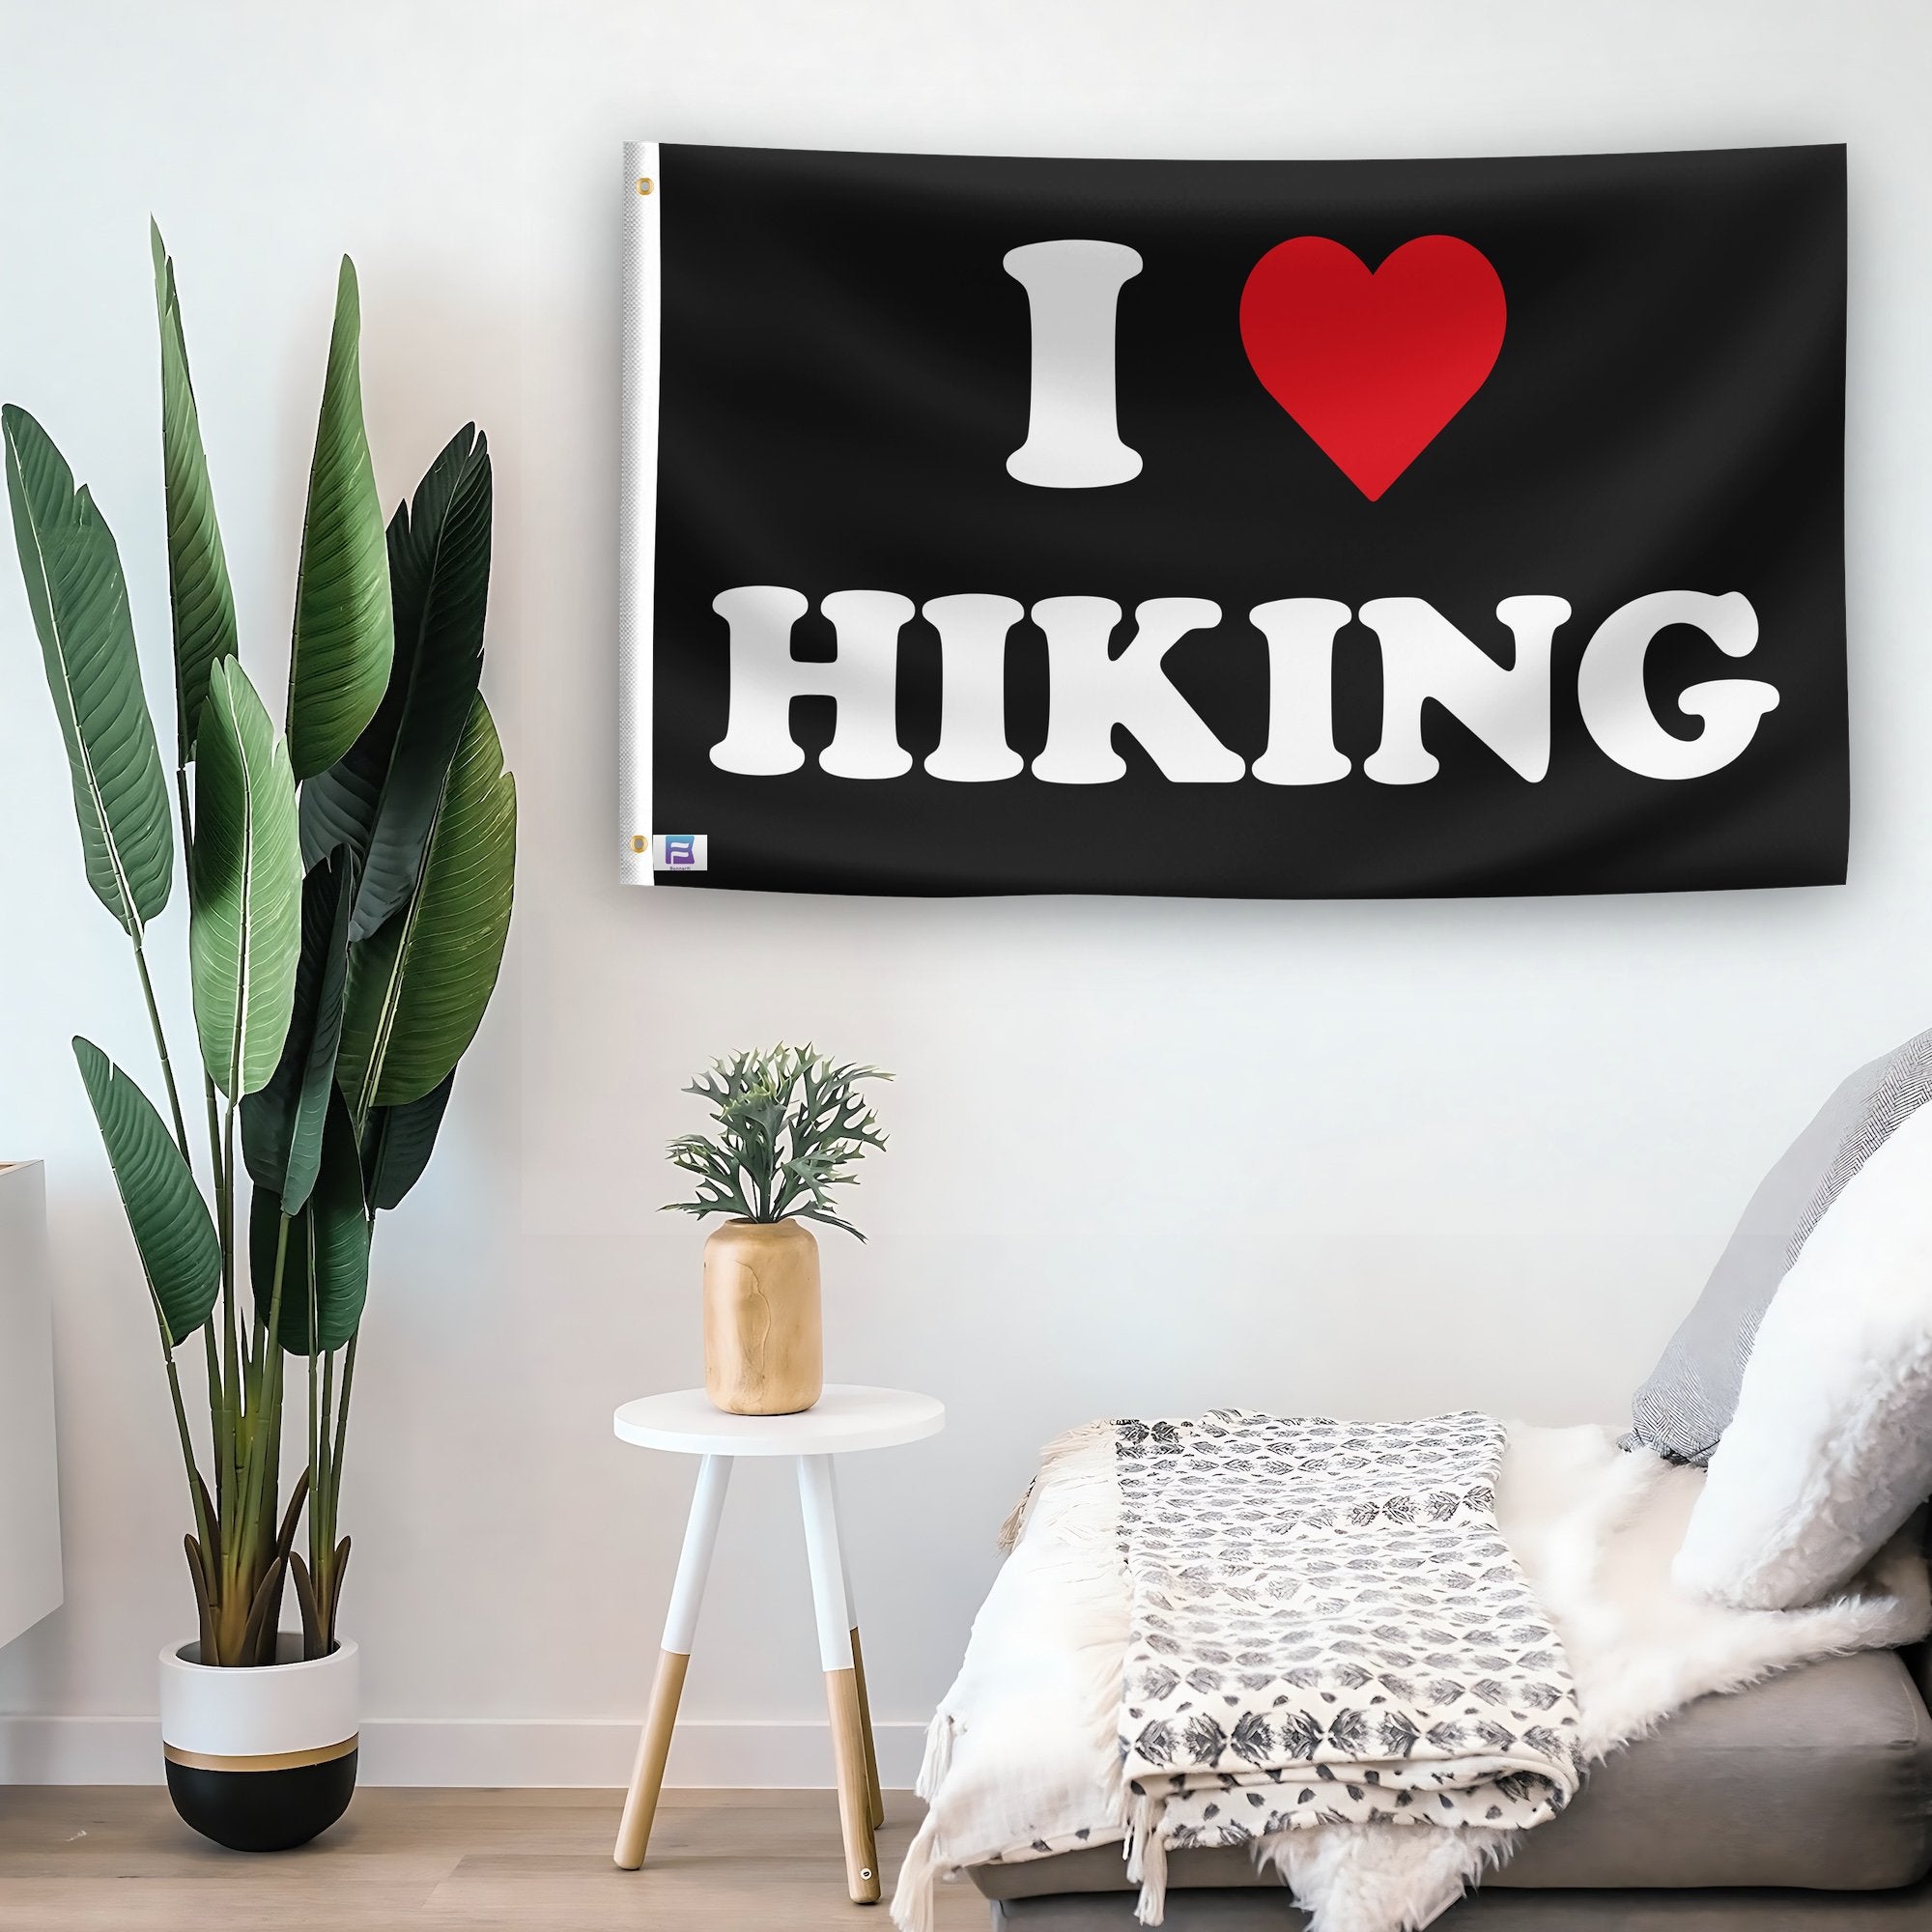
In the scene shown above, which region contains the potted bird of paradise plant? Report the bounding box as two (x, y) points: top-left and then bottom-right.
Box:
(3, 225), (514, 1850)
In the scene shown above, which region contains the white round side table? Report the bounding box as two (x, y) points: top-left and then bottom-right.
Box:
(610, 1384), (945, 1903)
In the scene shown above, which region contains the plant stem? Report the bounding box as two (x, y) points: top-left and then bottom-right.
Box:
(216, 1097), (242, 1622)
(200, 1074), (227, 1513)
(307, 1334), (321, 1546)
(162, 1350), (213, 1564)
(320, 1334), (355, 1651)
(241, 1215), (290, 1585)
(220, 1096), (240, 1440)
(200, 1082), (223, 1247)
(202, 1321), (225, 1524)
(130, 938), (190, 1166)
(329, 1335), (355, 1524)
(314, 1346), (336, 1565)
(217, 1212), (288, 1662)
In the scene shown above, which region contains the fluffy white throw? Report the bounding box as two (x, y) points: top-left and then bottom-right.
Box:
(894, 1421), (1930, 1932)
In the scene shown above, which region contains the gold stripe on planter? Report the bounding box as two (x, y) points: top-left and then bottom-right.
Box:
(163, 1735), (358, 1774)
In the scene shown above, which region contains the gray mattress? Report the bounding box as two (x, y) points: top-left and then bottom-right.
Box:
(969, 1649), (1932, 1918)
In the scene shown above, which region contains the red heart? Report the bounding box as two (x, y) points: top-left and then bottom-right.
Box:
(1239, 236), (1507, 501)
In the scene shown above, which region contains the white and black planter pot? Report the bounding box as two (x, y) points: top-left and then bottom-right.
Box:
(158, 1635), (358, 1852)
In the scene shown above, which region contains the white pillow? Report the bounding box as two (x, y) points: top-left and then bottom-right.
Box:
(1672, 1098), (1932, 1610)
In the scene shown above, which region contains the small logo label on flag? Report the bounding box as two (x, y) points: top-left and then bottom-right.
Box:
(652, 834), (708, 871)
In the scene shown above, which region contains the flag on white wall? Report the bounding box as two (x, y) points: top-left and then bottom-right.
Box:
(619, 140), (1846, 898)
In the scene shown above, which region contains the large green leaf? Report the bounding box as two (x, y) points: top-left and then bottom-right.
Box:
(189, 658), (302, 1098)
(287, 258), (392, 781)
(338, 695), (515, 1114)
(151, 224), (238, 763)
(360, 1070), (455, 1212)
(4, 406), (174, 936)
(300, 425), (491, 940)
(242, 848), (354, 1213)
(250, 1088), (369, 1355)
(73, 1037), (219, 1348)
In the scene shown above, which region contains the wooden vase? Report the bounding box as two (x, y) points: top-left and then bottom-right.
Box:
(702, 1218), (823, 1415)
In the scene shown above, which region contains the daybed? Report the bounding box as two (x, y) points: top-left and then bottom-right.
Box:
(970, 1646), (1932, 1925)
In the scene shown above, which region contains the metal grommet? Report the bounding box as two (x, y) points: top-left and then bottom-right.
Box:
(631, 835), (647, 853)
(637, 176), (653, 196)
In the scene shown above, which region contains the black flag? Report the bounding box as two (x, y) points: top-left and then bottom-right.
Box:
(620, 141), (1845, 898)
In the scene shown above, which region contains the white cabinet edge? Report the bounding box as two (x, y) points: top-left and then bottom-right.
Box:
(0, 1161), (62, 1648)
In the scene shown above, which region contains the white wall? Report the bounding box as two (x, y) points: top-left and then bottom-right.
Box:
(3, 0), (1930, 1786)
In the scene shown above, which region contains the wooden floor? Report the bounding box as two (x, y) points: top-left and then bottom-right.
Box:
(0, 1787), (987, 1931)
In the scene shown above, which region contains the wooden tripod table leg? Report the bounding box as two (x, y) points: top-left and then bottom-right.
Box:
(826, 1662), (881, 1902)
(613, 1650), (687, 1869)
(614, 1454), (732, 1869)
(798, 1453), (880, 1903)
(849, 1625), (885, 1831)
(826, 1460), (885, 1830)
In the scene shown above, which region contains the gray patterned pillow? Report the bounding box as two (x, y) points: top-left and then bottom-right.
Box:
(1625, 1026), (1932, 1464)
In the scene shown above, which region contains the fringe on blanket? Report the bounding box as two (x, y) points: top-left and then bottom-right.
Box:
(998, 1418), (1115, 1552)
(1123, 1790), (1169, 1925)
(894, 1810), (946, 1932)
(915, 1711), (953, 1803)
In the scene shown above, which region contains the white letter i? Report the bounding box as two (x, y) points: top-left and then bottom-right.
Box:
(1004, 240), (1144, 489)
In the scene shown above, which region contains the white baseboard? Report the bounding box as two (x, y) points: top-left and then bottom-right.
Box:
(0, 1715), (928, 1788)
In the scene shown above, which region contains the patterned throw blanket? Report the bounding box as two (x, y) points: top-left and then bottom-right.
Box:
(1113, 1411), (1583, 1918)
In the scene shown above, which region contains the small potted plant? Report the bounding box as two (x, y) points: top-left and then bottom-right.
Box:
(666, 1046), (889, 1415)
(5, 229), (514, 1851)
